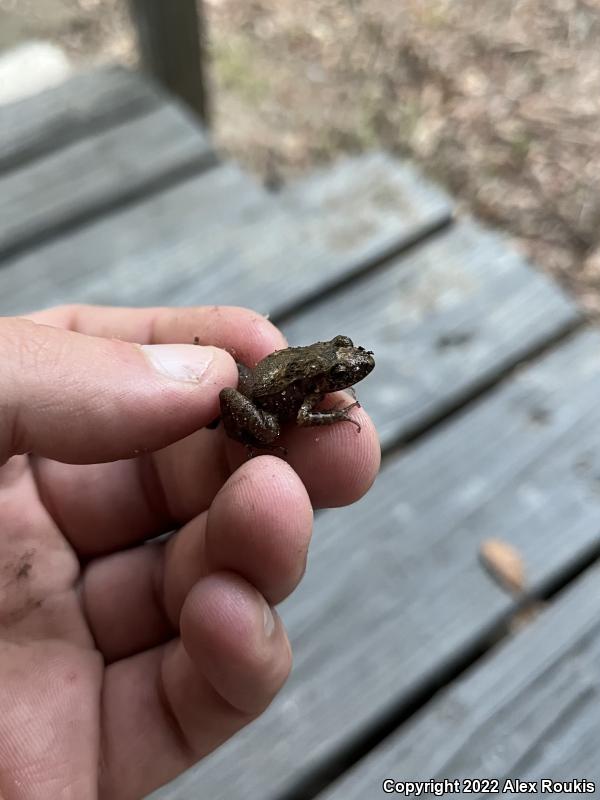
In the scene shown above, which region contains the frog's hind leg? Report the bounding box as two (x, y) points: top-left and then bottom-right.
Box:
(296, 394), (362, 433)
(219, 388), (281, 447)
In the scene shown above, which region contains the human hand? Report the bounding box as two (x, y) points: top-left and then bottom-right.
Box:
(0, 304), (380, 800)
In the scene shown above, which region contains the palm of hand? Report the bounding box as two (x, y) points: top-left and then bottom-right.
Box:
(0, 455), (103, 797)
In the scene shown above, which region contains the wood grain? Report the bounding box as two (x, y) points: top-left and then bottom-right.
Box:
(0, 103), (215, 259)
(0, 67), (162, 173)
(0, 153), (451, 316)
(320, 564), (600, 797)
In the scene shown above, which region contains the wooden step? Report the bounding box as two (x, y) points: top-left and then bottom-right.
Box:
(281, 219), (579, 448)
(0, 153), (451, 318)
(0, 102), (215, 259)
(0, 66), (164, 171)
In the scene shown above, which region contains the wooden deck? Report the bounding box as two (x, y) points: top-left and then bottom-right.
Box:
(2, 68), (599, 799)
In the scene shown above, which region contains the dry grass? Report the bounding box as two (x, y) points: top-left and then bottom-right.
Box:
(208, 0), (600, 312)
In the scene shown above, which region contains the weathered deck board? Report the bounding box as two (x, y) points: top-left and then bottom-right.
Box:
(0, 153), (451, 317)
(319, 564), (600, 798)
(154, 330), (600, 800)
(0, 67), (162, 173)
(282, 220), (580, 448)
(0, 103), (215, 259)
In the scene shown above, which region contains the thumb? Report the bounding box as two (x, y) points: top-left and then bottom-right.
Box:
(0, 317), (237, 465)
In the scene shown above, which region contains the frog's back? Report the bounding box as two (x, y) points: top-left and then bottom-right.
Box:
(249, 343), (336, 417)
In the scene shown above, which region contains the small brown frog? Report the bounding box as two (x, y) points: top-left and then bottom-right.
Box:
(219, 335), (375, 454)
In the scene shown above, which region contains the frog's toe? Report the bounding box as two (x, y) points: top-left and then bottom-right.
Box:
(346, 416), (362, 434)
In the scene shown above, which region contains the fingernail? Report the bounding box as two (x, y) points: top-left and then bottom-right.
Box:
(263, 603), (275, 637)
(141, 344), (214, 383)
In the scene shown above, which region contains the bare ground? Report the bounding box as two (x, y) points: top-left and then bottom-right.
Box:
(3, 0), (600, 312)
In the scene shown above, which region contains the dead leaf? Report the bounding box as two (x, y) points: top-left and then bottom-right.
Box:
(479, 538), (526, 594)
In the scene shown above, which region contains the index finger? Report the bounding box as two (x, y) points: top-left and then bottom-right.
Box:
(23, 304), (287, 367)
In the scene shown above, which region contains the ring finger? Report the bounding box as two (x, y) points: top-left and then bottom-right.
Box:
(82, 456), (313, 662)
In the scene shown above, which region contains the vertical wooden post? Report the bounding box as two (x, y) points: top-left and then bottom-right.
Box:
(128, 0), (209, 123)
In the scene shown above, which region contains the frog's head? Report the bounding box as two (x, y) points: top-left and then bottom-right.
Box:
(326, 335), (375, 391)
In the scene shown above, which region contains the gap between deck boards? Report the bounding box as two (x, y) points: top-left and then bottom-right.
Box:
(0, 149), (218, 264)
(0, 67), (165, 174)
(0, 153), (455, 321)
(273, 214), (454, 326)
(381, 315), (585, 462)
(0, 70), (218, 263)
(0, 94), (163, 178)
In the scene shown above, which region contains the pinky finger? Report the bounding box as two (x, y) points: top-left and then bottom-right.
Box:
(180, 571), (292, 716)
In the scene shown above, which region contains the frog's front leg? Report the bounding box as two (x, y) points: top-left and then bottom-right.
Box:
(296, 394), (362, 432)
(219, 388), (281, 447)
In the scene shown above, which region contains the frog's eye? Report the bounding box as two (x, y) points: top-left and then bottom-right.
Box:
(330, 364), (349, 379)
(332, 335), (353, 348)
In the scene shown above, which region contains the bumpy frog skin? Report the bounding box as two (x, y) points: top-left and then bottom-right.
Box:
(219, 335), (375, 453)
